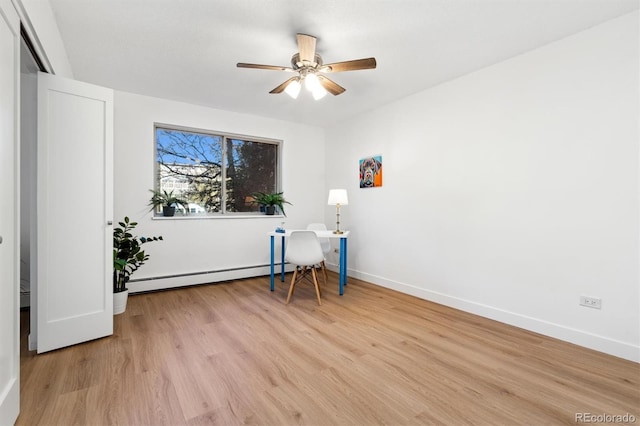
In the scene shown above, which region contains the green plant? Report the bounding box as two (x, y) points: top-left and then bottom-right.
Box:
(251, 191), (292, 216)
(148, 189), (189, 211)
(113, 216), (163, 293)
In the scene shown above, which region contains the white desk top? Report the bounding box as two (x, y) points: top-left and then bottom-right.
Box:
(269, 229), (350, 238)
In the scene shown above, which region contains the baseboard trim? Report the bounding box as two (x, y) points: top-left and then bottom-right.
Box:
(327, 264), (639, 363)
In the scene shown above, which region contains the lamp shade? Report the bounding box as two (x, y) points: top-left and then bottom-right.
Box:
(312, 85), (327, 100)
(284, 79), (301, 99)
(327, 189), (348, 205)
(305, 73), (321, 92)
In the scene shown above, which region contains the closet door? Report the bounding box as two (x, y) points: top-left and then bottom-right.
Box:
(0, 0), (20, 422)
(37, 72), (114, 353)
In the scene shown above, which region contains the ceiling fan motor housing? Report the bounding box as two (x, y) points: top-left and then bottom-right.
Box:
(291, 53), (323, 70)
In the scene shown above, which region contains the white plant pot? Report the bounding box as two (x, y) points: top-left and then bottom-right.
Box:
(113, 290), (129, 315)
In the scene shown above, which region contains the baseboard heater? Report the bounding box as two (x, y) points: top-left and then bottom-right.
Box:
(127, 262), (293, 293)
(128, 263), (279, 282)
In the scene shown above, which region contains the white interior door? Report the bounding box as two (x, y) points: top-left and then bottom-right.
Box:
(37, 72), (114, 353)
(0, 0), (21, 423)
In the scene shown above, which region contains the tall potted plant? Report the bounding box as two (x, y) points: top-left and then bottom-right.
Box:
(148, 189), (189, 216)
(251, 191), (292, 216)
(113, 216), (162, 314)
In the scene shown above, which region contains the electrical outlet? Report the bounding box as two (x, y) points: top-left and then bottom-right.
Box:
(580, 296), (602, 309)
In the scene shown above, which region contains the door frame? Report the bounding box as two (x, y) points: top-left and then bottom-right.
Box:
(0, 0), (21, 422)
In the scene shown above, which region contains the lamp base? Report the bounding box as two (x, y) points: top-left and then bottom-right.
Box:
(333, 230), (344, 234)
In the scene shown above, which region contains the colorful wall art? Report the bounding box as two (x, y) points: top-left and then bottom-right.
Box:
(359, 155), (383, 188)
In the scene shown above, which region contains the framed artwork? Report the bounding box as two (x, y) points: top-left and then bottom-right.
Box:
(359, 155), (383, 188)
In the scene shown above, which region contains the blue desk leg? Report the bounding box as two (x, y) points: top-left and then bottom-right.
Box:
(339, 237), (348, 295)
(280, 236), (286, 282)
(344, 237), (348, 286)
(270, 235), (275, 291)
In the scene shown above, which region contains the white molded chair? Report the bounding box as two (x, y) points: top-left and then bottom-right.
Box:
(285, 231), (326, 305)
(306, 223), (330, 281)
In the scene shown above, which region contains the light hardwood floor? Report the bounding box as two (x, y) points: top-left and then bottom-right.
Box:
(17, 273), (639, 425)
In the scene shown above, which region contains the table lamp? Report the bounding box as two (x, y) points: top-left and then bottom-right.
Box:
(327, 189), (348, 234)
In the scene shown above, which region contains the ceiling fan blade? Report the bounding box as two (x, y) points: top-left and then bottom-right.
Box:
(269, 77), (298, 94)
(297, 33), (317, 63)
(237, 63), (294, 72)
(318, 75), (346, 96)
(323, 57), (377, 72)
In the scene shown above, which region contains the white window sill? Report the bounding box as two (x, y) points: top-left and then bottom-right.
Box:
(152, 214), (285, 220)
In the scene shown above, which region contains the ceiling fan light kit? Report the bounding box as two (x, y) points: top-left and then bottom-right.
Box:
(237, 33), (376, 100)
(303, 73), (328, 100)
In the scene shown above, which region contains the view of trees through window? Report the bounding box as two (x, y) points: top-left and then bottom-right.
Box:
(155, 126), (279, 214)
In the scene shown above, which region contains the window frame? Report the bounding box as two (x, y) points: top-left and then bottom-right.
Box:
(153, 123), (283, 217)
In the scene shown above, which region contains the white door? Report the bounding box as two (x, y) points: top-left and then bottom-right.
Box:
(0, 0), (20, 423)
(37, 72), (114, 353)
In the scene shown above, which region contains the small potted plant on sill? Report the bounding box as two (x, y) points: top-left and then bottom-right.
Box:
(148, 189), (189, 217)
(113, 216), (162, 314)
(251, 191), (292, 216)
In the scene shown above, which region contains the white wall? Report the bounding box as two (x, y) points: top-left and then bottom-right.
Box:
(114, 91), (326, 291)
(325, 11), (639, 361)
(14, 0), (73, 77)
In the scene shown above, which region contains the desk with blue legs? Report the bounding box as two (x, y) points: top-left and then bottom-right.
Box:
(269, 230), (350, 295)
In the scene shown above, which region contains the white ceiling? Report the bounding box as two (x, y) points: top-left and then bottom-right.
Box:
(49, 0), (638, 128)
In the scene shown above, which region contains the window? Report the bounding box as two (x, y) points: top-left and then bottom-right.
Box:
(155, 125), (280, 215)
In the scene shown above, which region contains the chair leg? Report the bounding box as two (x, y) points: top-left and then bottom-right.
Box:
(286, 267), (298, 304)
(318, 272), (322, 297)
(311, 268), (322, 306)
(320, 260), (327, 285)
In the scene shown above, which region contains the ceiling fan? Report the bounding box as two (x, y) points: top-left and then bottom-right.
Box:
(237, 33), (377, 100)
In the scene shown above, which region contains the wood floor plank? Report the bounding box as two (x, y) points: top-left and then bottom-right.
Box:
(17, 274), (639, 425)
